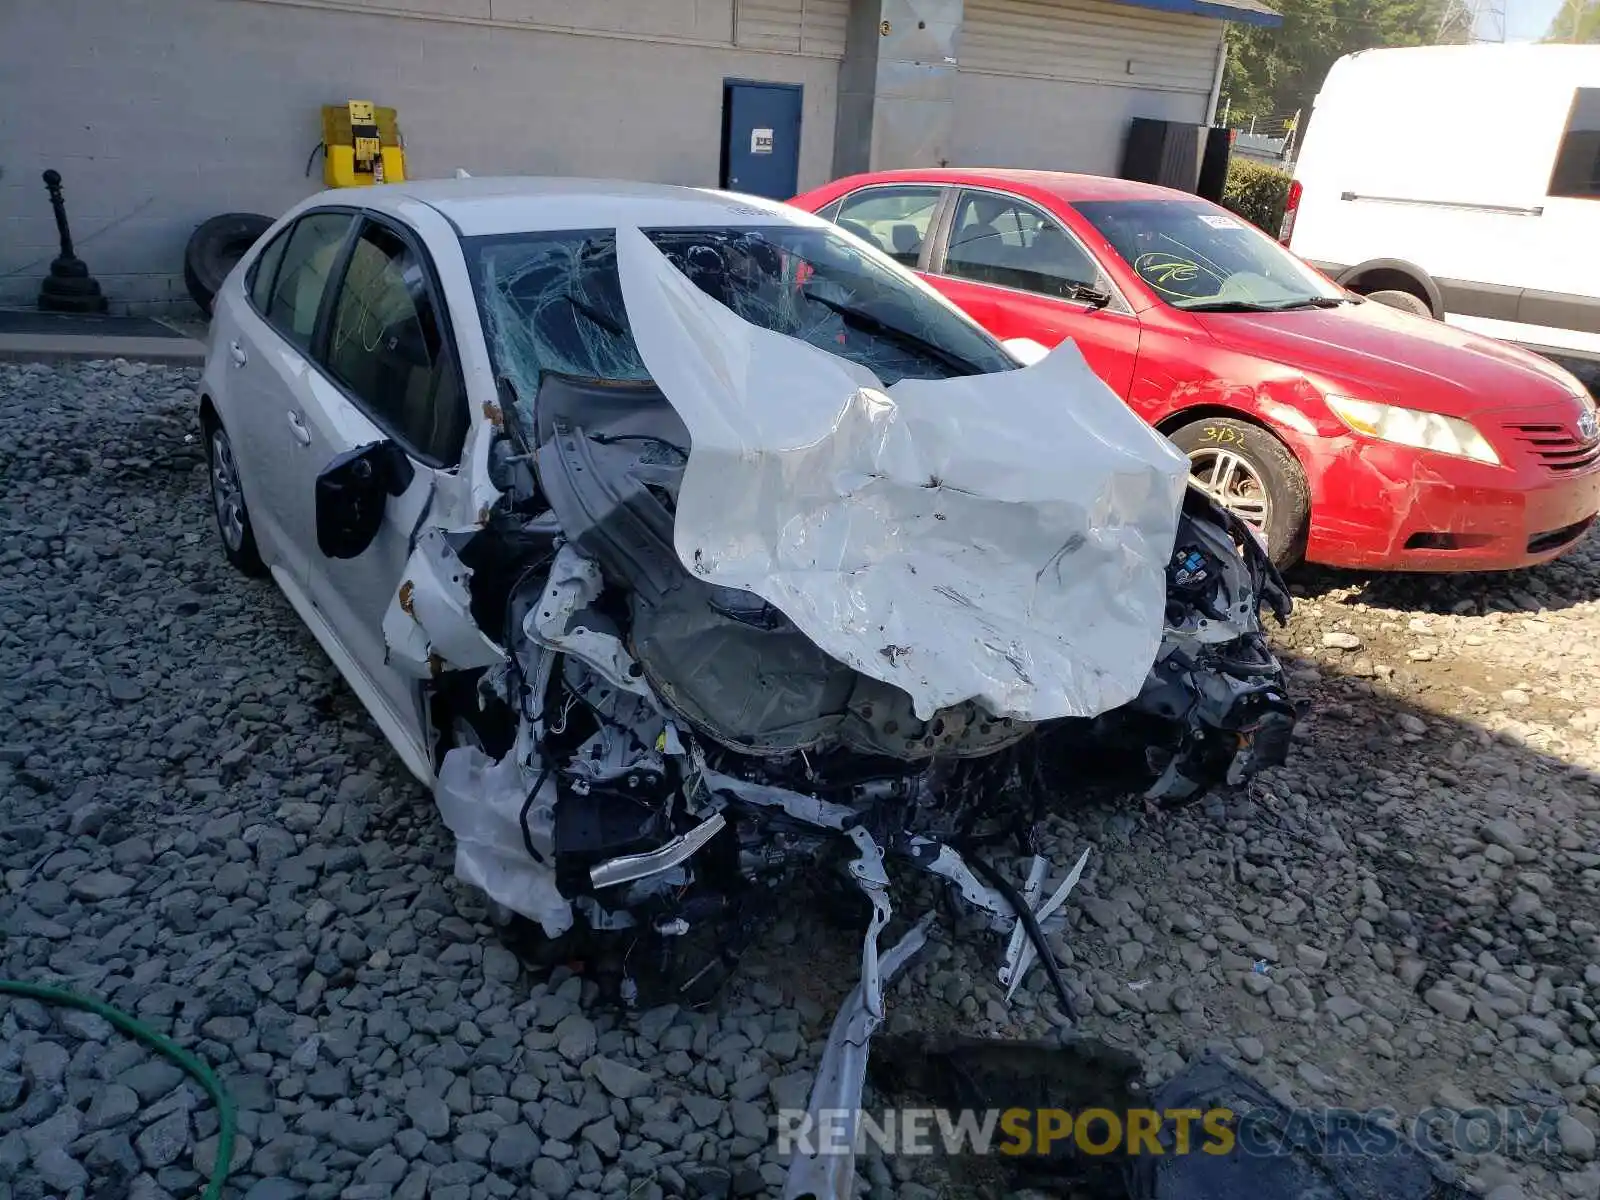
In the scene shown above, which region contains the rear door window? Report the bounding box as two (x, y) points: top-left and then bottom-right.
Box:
(264, 212), (354, 351)
(1549, 88), (1600, 200)
(247, 228), (290, 313)
(832, 186), (943, 266)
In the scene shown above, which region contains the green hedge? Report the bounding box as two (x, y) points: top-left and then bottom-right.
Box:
(1221, 159), (1292, 234)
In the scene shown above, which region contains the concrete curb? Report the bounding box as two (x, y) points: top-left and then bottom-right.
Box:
(0, 334), (207, 367)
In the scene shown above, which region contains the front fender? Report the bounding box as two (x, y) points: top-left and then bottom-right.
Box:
(1149, 373), (1346, 448)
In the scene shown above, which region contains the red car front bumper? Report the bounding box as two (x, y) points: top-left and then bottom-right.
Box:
(1296, 430), (1600, 572)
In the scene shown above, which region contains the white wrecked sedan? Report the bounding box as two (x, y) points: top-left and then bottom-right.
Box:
(199, 177), (1294, 1023)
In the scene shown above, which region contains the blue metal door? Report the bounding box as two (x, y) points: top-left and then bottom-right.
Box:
(721, 81), (802, 200)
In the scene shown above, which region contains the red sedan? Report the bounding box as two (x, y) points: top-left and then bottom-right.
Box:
(789, 169), (1600, 571)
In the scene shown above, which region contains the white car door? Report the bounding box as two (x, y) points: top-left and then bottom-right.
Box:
(275, 214), (479, 783)
(220, 209), (357, 581)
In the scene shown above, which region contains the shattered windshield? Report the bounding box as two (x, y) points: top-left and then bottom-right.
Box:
(466, 224), (1015, 421)
(1074, 199), (1346, 311)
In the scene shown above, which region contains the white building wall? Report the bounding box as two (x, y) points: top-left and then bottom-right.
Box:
(0, 0), (1235, 313)
(0, 0), (843, 312)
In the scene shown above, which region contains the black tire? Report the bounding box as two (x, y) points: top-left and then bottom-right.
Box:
(184, 213), (273, 316)
(1168, 416), (1310, 570)
(1366, 289), (1433, 318)
(203, 416), (268, 577)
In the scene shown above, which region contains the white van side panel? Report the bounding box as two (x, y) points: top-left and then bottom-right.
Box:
(1288, 45), (1600, 363)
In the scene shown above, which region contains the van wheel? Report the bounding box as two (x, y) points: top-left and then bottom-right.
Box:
(1168, 417), (1310, 569)
(1366, 289), (1432, 318)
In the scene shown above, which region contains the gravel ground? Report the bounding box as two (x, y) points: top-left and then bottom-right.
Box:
(3, 359), (1600, 1200)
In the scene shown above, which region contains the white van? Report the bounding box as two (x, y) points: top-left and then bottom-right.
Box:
(1282, 44), (1600, 382)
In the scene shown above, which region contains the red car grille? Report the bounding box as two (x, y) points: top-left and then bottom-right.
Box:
(1501, 421), (1600, 473)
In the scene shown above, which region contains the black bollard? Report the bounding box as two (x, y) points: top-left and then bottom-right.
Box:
(37, 169), (108, 314)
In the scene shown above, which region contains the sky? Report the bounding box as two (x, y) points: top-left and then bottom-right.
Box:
(1498, 0), (1565, 40)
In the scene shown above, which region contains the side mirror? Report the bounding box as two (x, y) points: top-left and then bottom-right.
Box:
(315, 440), (415, 559)
(1002, 336), (1050, 366)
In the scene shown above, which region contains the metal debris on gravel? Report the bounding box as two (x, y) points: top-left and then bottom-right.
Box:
(3, 360), (1600, 1200)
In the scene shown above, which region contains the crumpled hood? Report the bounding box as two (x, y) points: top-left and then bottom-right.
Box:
(615, 226), (1191, 723)
(1192, 300), (1584, 417)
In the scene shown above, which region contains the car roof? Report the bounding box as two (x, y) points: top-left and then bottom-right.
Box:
(824, 168), (1202, 207)
(329, 176), (831, 237)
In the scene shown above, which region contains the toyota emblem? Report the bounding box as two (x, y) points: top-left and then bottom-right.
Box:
(1580, 407), (1600, 443)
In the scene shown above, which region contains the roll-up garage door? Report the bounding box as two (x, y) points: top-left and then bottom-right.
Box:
(734, 0), (850, 56)
(962, 0), (1219, 96)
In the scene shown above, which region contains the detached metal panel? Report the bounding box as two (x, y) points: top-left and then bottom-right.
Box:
(735, 0), (850, 55)
(962, 0), (1221, 96)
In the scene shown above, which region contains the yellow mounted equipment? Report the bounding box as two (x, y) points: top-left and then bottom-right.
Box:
(321, 101), (406, 188)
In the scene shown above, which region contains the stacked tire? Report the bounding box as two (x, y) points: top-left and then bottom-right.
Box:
(184, 213), (274, 316)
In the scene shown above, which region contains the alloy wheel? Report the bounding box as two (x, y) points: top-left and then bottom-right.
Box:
(210, 428), (246, 553)
(1187, 447), (1272, 544)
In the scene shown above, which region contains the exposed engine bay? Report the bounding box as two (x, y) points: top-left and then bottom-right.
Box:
(365, 224), (1295, 1196)
(431, 437), (1292, 979)
(379, 226), (1297, 1019)
(371, 223), (1297, 1196)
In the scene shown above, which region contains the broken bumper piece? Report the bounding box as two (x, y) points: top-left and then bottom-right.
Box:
(782, 919), (931, 1200)
(998, 846), (1091, 1002)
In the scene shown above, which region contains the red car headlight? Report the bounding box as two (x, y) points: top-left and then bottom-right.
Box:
(1325, 395), (1501, 466)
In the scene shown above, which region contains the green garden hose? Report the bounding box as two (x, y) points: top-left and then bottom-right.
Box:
(0, 981), (236, 1200)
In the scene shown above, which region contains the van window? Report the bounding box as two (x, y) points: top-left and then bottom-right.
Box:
(1549, 88), (1600, 200)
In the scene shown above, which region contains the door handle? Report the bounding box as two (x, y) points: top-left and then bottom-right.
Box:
(286, 411), (312, 446)
(229, 341), (247, 367)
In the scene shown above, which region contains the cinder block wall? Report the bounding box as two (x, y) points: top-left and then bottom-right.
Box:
(0, 0), (841, 315)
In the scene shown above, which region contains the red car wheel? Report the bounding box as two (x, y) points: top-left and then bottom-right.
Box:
(1169, 417), (1310, 569)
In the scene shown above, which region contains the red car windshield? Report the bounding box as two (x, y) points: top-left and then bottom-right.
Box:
(1073, 199), (1346, 312)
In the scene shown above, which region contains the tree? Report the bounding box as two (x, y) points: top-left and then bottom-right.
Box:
(1543, 0), (1600, 41)
(1222, 0), (1470, 125)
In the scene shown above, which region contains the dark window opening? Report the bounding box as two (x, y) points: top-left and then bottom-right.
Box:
(325, 221), (468, 465)
(1549, 88), (1600, 200)
(945, 190), (1104, 300)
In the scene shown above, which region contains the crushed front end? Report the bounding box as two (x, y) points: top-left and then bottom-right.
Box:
(377, 220), (1297, 1195)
